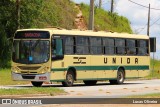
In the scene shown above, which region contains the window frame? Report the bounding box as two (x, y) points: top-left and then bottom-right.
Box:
(52, 34), (149, 56)
(126, 39), (136, 55)
(136, 39), (149, 56)
(115, 38), (126, 55)
(75, 36), (90, 55)
(102, 37), (115, 55)
(63, 36), (75, 55)
(89, 37), (103, 55)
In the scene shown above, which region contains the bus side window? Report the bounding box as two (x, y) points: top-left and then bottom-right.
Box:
(52, 38), (64, 60)
(56, 39), (63, 55)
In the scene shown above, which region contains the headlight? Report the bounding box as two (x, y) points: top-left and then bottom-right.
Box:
(40, 67), (50, 74)
(11, 67), (19, 73)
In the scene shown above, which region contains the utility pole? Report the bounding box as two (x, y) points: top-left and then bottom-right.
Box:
(88, 0), (94, 30)
(111, 0), (114, 13)
(147, 4), (150, 36)
(99, 0), (102, 8)
(16, 0), (20, 29)
(147, 4), (154, 79)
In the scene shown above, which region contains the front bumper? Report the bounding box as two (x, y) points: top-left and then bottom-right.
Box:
(12, 72), (50, 82)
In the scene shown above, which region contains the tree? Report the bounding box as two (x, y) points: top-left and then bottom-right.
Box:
(0, 0), (16, 67)
(20, 0), (43, 28)
(0, 0), (43, 67)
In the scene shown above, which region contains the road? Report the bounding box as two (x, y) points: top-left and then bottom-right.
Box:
(1, 79), (160, 98)
(55, 79), (160, 98)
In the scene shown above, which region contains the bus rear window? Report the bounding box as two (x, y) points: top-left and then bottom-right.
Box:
(15, 31), (50, 39)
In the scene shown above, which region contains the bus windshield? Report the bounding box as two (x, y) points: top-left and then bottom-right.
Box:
(12, 40), (50, 64)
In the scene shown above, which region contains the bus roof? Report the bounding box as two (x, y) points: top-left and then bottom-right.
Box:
(16, 28), (149, 39)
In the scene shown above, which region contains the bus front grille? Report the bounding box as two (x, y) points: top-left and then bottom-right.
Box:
(18, 66), (41, 70)
(21, 71), (28, 74)
(22, 75), (35, 79)
(21, 71), (38, 74)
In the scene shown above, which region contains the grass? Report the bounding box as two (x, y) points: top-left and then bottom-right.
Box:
(127, 93), (160, 98)
(80, 3), (133, 33)
(0, 68), (29, 85)
(0, 87), (65, 96)
(34, 0), (78, 29)
(0, 69), (65, 97)
(145, 59), (160, 79)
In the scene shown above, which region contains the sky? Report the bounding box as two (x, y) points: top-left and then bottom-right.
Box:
(73, 0), (160, 59)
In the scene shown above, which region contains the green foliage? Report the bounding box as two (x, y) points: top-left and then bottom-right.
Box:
(146, 59), (160, 79)
(0, 0), (16, 67)
(80, 3), (133, 33)
(0, 0), (133, 68)
(0, 0), (77, 68)
(35, 0), (77, 29)
(20, 0), (44, 28)
(0, 68), (29, 85)
(0, 87), (65, 96)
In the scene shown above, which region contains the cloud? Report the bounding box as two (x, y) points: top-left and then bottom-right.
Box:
(115, 0), (160, 34)
(73, 0), (90, 4)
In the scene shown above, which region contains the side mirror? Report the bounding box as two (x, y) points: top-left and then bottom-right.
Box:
(150, 37), (156, 52)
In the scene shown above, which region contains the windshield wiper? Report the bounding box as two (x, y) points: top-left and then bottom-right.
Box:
(31, 39), (41, 50)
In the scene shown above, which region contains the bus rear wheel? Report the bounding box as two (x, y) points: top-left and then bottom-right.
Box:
(83, 80), (97, 86)
(62, 71), (74, 87)
(109, 68), (125, 85)
(31, 81), (43, 87)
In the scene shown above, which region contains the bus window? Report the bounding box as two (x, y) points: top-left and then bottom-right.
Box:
(76, 37), (89, 54)
(138, 40), (148, 55)
(90, 37), (102, 55)
(56, 39), (63, 55)
(115, 38), (125, 55)
(126, 39), (136, 55)
(103, 38), (115, 55)
(52, 38), (64, 60)
(64, 37), (74, 54)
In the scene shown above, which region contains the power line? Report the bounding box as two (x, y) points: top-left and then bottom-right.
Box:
(128, 0), (160, 10)
(150, 17), (160, 27)
(135, 23), (147, 34)
(136, 17), (160, 34)
(101, 1), (109, 6)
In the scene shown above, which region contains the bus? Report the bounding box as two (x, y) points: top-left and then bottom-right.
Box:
(11, 28), (150, 87)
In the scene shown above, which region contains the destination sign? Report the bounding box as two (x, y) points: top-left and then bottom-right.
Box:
(15, 31), (50, 39)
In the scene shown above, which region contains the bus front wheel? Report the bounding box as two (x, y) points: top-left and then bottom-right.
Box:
(62, 71), (74, 87)
(109, 69), (125, 85)
(31, 81), (43, 87)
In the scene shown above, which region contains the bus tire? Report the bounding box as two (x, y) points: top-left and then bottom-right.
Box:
(83, 80), (97, 86)
(62, 71), (74, 87)
(31, 81), (43, 87)
(109, 68), (125, 85)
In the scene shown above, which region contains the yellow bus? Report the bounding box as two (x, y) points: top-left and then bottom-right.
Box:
(11, 28), (150, 87)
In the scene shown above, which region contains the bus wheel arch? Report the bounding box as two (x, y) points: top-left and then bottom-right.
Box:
(109, 67), (125, 85)
(117, 67), (125, 84)
(68, 67), (77, 81)
(62, 67), (76, 87)
(118, 66), (126, 79)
